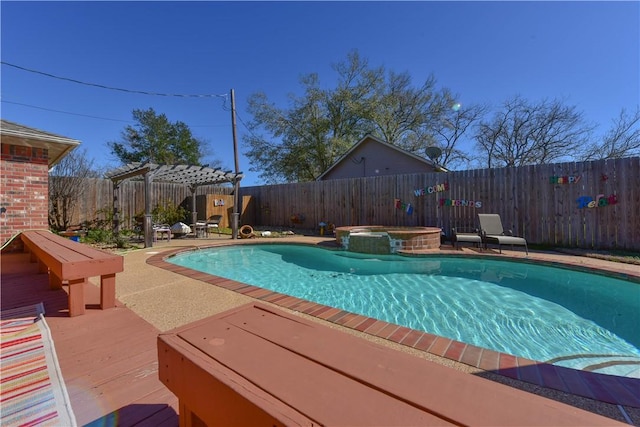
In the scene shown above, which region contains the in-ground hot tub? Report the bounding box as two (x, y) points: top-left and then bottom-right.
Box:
(335, 226), (442, 254)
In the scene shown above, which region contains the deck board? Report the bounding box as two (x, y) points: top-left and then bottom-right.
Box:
(1, 252), (178, 426)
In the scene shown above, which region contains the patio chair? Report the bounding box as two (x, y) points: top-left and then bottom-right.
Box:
(206, 215), (223, 236)
(478, 214), (528, 255)
(451, 227), (483, 250)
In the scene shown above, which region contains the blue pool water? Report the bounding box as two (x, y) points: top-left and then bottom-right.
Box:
(168, 244), (640, 378)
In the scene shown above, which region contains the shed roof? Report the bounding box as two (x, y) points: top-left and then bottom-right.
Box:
(0, 119), (81, 168)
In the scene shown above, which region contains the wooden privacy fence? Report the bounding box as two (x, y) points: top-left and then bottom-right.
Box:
(240, 157), (640, 251)
(68, 179), (233, 229)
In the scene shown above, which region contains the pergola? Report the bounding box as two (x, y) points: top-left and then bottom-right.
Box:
(105, 162), (243, 247)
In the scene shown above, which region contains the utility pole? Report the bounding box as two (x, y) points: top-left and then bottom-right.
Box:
(231, 89), (240, 239)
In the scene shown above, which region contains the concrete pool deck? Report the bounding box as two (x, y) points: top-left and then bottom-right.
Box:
(115, 234), (640, 424)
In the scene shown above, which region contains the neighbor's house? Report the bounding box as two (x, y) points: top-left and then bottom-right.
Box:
(317, 135), (446, 181)
(0, 119), (80, 249)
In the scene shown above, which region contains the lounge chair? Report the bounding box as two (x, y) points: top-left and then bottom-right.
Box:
(451, 228), (483, 250)
(478, 214), (528, 255)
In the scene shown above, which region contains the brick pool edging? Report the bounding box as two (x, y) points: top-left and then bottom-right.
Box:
(146, 243), (640, 409)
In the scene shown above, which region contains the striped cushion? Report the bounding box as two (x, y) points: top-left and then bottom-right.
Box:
(0, 305), (76, 426)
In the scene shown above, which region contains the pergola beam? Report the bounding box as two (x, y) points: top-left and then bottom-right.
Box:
(110, 165), (152, 184)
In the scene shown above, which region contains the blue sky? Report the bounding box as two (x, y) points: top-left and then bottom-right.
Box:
(2, 1), (638, 186)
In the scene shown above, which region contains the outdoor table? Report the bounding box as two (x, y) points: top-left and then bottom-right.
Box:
(153, 226), (171, 242)
(191, 223), (207, 238)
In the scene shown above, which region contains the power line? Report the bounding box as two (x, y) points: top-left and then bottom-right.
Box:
(2, 99), (231, 128)
(1, 61), (229, 99)
(1, 99), (133, 123)
(235, 111), (261, 140)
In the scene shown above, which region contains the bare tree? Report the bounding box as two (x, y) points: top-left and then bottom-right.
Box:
(475, 96), (593, 168)
(580, 107), (640, 160)
(49, 148), (98, 231)
(429, 95), (488, 169)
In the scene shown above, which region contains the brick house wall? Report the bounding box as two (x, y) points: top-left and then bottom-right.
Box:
(1, 119), (80, 252)
(1, 144), (50, 251)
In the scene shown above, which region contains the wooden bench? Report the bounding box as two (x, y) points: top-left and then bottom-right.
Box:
(158, 303), (619, 426)
(20, 230), (124, 317)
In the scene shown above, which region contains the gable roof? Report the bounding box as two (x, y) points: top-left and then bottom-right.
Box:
(317, 134), (446, 180)
(0, 119), (81, 168)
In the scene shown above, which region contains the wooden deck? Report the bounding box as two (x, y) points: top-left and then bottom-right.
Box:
(0, 252), (178, 426)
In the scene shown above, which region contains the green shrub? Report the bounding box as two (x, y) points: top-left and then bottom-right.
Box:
(85, 228), (113, 244)
(151, 199), (187, 225)
(114, 235), (130, 249)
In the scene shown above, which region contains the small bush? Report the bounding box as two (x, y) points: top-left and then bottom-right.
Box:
(84, 228), (113, 244)
(113, 235), (130, 249)
(86, 231), (99, 242)
(151, 199), (187, 225)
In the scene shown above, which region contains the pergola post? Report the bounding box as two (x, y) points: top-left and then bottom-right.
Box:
(190, 185), (198, 237)
(144, 172), (153, 248)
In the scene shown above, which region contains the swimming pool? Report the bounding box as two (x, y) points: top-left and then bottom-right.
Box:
(168, 244), (640, 378)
